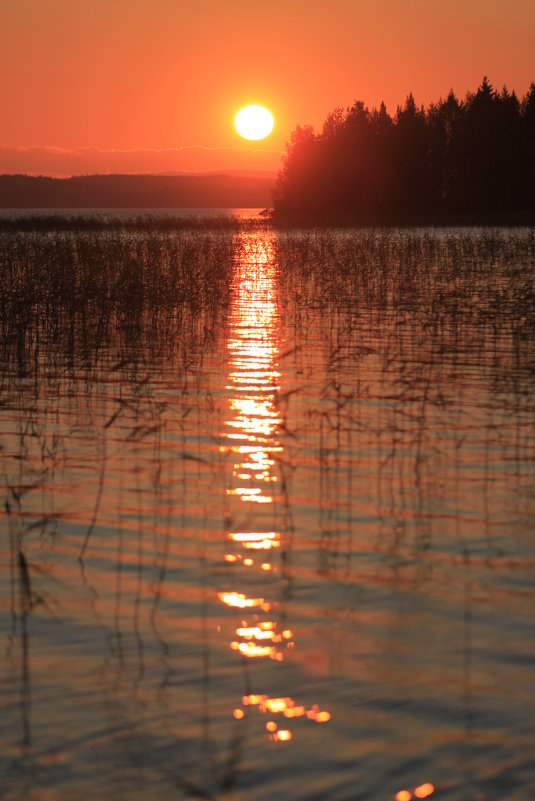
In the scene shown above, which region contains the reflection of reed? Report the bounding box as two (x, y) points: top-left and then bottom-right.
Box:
(6, 542), (51, 747)
(5, 451), (60, 746)
(18, 550), (32, 746)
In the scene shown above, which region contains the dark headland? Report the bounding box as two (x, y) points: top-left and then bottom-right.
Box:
(272, 78), (535, 226)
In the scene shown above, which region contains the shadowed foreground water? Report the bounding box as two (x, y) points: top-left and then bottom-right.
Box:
(1, 222), (534, 801)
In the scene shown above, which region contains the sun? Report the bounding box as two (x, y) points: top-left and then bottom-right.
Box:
(235, 105), (274, 141)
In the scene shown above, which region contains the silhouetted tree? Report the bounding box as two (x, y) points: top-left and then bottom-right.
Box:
(427, 91), (462, 209)
(272, 77), (535, 223)
(394, 94), (429, 210)
(522, 83), (535, 208)
(272, 124), (318, 219)
(369, 101), (395, 211)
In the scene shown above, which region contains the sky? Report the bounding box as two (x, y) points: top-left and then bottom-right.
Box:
(1, 0), (534, 177)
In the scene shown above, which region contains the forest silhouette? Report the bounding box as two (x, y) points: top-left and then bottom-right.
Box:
(272, 78), (535, 224)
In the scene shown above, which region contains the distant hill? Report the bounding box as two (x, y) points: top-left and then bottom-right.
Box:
(0, 173), (275, 209)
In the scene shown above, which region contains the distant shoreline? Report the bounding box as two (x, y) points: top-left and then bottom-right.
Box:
(1, 208), (535, 233)
(0, 211), (261, 232)
(0, 173), (275, 210)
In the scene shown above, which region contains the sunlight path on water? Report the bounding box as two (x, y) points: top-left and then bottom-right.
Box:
(218, 230), (331, 743)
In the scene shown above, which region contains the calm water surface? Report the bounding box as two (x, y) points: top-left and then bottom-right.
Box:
(1, 222), (534, 800)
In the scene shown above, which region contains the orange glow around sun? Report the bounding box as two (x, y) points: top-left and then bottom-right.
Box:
(2, 2), (534, 174)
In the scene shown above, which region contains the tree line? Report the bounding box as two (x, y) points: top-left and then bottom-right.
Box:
(272, 78), (535, 224)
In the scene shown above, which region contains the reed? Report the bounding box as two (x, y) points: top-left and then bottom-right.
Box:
(0, 224), (237, 382)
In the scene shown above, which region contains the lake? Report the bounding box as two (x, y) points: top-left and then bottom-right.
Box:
(1, 218), (534, 801)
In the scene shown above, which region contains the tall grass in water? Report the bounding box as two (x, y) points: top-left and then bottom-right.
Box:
(0, 212), (247, 233)
(0, 226), (235, 377)
(276, 227), (535, 393)
(0, 221), (237, 516)
(274, 227), (535, 563)
(0, 222), (235, 546)
(0, 223), (237, 751)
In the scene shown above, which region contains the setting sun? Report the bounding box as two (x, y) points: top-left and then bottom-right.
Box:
(235, 105), (274, 141)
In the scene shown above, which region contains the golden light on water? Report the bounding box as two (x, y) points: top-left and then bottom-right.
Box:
(219, 232), (330, 741)
(236, 624), (281, 640)
(243, 694), (267, 706)
(238, 642), (276, 658)
(230, 531), (279, 549)
(396, 784), (434, 801)
(218, 591), (267, 609)
(414, 784), (435, 798)
(264, 698), (289, 714)
(275, 730), (292, 742)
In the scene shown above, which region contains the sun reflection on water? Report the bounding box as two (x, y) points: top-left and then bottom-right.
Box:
(218, 231), (331, 741)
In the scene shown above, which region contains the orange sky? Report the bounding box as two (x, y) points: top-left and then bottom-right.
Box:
(1, 0), (534, 176)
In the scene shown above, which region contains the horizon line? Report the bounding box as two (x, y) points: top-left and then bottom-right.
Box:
(0, 169), (278, 179)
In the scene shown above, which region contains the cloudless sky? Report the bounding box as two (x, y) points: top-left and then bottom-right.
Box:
(1, 0), (534, 175)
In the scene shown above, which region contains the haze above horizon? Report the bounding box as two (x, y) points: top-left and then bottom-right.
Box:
(1, 0), (534, 176)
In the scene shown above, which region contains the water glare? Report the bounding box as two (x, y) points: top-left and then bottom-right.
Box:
(219, 231), (329, 736)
